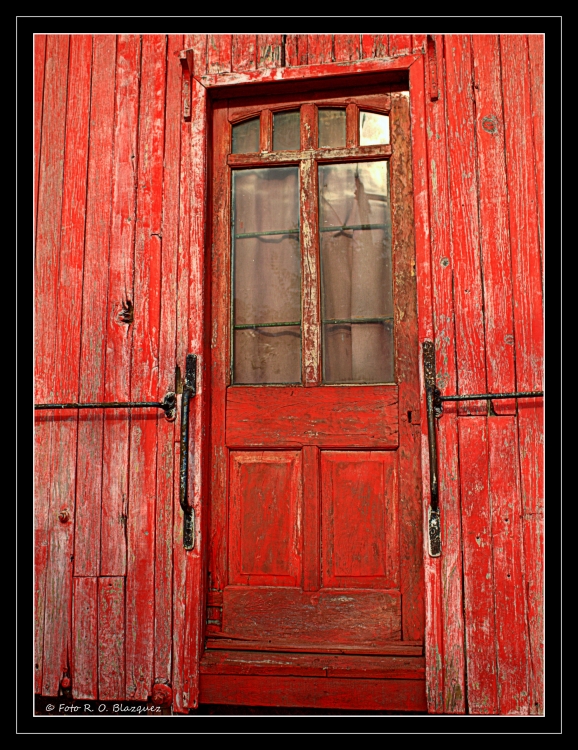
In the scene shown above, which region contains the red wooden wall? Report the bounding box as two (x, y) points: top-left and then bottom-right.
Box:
(34, 33), (544, 715)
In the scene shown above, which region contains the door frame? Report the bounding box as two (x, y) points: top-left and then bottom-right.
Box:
(172, 50), (442, 713)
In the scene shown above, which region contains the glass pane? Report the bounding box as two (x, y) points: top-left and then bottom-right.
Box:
(273, 110), (300, 151)
(318, 108), (346, 148)
(359, 111), (390, 146)
(323, 322), (394, 384)
(232, 167), (301, 384)
(319, 161), (393, 383)
(232, 117), (260, 153)
(234, 326), (301, 384)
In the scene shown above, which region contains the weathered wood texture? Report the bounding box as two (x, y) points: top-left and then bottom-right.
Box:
(199, 675), (427, 711)
(35, 34), (543, 716)
(35, 33), (69, 694)
(226, 386), (399, 447)
(125, 33), (166, 702)
(500, 34), (544, 715)
(201, 650), (425, 679)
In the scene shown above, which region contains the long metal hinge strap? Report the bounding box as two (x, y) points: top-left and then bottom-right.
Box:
(179, 354), (197, 550)
(422, 342), (441, 557)
(35, 393), (177, 420)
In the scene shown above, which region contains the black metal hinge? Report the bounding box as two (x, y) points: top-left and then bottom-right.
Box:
(422, 340), (543, 558)
(35, 355), (199, 551)
(179, 354), (197, 550)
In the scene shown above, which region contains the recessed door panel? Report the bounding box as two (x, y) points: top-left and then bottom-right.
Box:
(321, 451), (399, 589)
(228, 450), (302, 586)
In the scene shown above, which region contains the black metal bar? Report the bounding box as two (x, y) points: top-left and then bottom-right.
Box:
(439, 390), (543, 402)
(35, 393), (177, 420)
(179, 354), (197, 551)
(36, 401), (162, 409)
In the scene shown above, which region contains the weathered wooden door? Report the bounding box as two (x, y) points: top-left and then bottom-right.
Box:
(203, 83), (425, 710)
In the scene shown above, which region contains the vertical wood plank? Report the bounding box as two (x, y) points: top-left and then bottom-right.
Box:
(438, 413), (466, 712)
(500, 36), (544, 713)
(34, 32), (69, 405)
(389, 35), (412, 57)
(43, 34), (93, 699)
(390, 91), (423, 642)
(499, 38), (544, 370)
(171, 53), (195, 714)
(208, 34), (232, 74)
(181, 76), (210, 711)
(258, 34), (283, 68)
(421, 40), (466, 710)
(35, 34), (71, 697)
(488, 417), (530, 714)
(285, 34), (308, 67)
(34, 34), (46, 235)
(232, 34), (257, 72)
(333, 34), (360, 62)
(34, 33), (69, 695)
(445, 35), (487, 414)
(517, 403), (544, 715)
(527, 35), (544, 285)
(361, 34), (389, 58)
(302, 446), (320, 592)
(471, 35), (516, 415)
(408, 55), (445, 712)
(153, 33), (182, 687)
(74, 35), (117, 577)
(459, 417), (498, 714)
(72, 577), (98, 699)
(185, 34), (208, 76)
(125, 34), (166, 702)
(412, 35), (427, 54)
(98, 577), (125, 700)
(307, 35), (333, 64)
(100, 34), (141, 578)
(209, 102), (230, 598)
(300, 156), (321, 386)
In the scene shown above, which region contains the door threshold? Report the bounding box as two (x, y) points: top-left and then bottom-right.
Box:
(201, 648), (425, 679)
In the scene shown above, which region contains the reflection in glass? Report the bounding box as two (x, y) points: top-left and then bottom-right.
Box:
(273, 110), (300, 151)
(319, 108), (346, 148)
(232, 167), (301, 383)
(319, 161), (393, 383)
(232, 117), (260, 153)
(359, 111), (390, 146)
(234, 326), (301, 384)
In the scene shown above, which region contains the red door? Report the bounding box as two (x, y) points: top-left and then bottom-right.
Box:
(203, 84), (425, 710)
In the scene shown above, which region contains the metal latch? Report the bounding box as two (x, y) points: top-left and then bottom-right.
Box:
(422, 340), (544, 558)
(179, 354), (197, 550)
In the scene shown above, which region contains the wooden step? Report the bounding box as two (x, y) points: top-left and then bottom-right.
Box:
(205, 637), (423, 656)
(201, 648), (425, 679)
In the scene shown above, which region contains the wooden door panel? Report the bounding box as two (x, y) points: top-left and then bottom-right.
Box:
(321, 451), (399, 589)
(226, 385), (399, 448)
(228, 450), (302, 586)
(221, 586), (401, 645)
